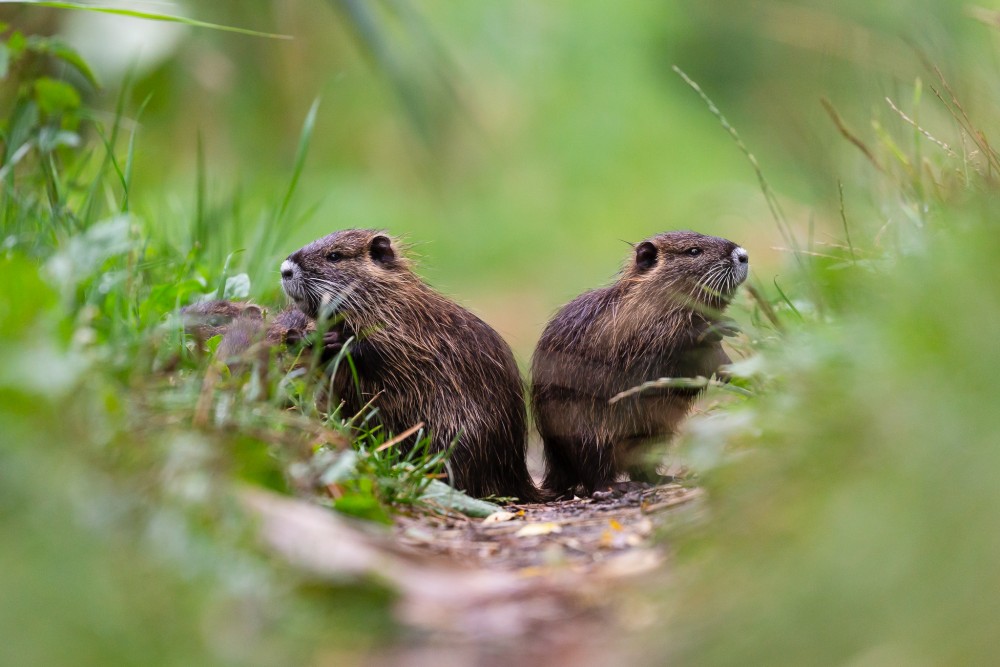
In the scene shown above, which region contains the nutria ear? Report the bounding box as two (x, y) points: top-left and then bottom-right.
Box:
(635, 241), (658, 271)
(369, 235), (395, 264)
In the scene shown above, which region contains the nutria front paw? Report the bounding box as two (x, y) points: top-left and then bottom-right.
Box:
(317, 328), (344, 361)
(286, 327), (345, 363)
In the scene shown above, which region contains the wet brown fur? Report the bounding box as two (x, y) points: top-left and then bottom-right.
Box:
(531, 231), (747, 497)
(282, 229), (540, 502)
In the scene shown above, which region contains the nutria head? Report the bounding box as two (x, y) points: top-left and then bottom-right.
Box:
(622, 230), (749, 310)
(280, 228), (415, 320)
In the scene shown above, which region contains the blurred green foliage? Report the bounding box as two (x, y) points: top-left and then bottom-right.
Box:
(3, 0), (1000, 664)
(668, 208), (1000, 665)
(0, 251), (396, 665)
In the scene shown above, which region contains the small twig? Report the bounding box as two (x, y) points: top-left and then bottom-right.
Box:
(311, 426), (352, 451)
(347, 390), (384, 427)
(375, 421), (426, 452)
(746, 283), (785, 333)
(640, 487), (704, 514)
(884, 96), (957, 157)
(821, 98), (884, 172)
(673, 65), (801, 265)
(813, 239), (862, 252)
(837, 180), (857, 263)
(927, 69), (1000, 173)
(771, 246), (841, 260)
(608, 377), (752, 405)
(193, 363), (220, 428)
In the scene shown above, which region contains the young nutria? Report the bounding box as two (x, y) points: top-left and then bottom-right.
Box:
(181, 300), (313, 364)
(280, 228), (540, 502)
(531, 231), (749, 498)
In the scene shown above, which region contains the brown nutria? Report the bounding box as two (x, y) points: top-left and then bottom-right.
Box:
(531, 230), (749, 498)
(280, 228), (540, 502)
(181, 300), (313, 365)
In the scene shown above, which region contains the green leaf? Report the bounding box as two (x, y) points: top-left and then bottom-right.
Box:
(231, 437), (286, 492)
(0, 256), (57, 340)
(222, 273), (251, 300)
(4, 99), (38, 163)
(333, 492), (392, 524)
(36, 127), (80, 153)
(319, 450), (359, 486)
(33, 77), (81, 116)
(7, 30), (26, 57)
(46, 215), (133, 287)
(418, 480), (502, 518)
(25, 36), (100, 88)
(0, 42), (9, 79)
(141, 278), (207, 326)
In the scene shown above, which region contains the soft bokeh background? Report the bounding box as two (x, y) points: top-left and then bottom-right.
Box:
(16, 0), (987, 355)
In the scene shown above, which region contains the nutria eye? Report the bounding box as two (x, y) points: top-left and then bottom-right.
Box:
(326, 252), (343, 262)
(685, 247), (702, 257)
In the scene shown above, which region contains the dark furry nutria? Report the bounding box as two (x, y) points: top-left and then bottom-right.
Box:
(531, 230), (749, 497)
(280, 228), (540, 502)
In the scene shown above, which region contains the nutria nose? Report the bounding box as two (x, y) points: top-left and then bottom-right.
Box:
(733, 247), (749, 264)
(280, 259), (296, 280)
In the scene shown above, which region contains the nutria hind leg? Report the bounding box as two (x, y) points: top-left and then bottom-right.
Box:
(507, 474), (546, 505)
(437, 435), (532, 503)
(573, 439), (619, 498)
(541, 436), (585, 499)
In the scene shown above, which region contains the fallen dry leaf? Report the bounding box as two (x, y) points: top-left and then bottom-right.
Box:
(483, 510), (518, 524)
(515, 522), (563, 537)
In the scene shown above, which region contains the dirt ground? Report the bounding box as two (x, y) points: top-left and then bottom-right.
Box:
(245, 482), (702, 666)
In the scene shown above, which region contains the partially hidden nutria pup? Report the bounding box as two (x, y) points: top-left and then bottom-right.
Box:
(531, 231), (749, 498)
(280, 228), (540, 502)
(181, 300), (313, 364)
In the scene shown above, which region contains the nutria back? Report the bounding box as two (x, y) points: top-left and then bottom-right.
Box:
(531, 230), (748, 497)
(281, 228), (539, 502)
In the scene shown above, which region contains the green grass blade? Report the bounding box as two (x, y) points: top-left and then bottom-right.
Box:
(672, 65), (802, 264)
(122, 94), (152, 214)
(15, 2), (292, 39)
(277, 97), (320, 226)
(772, 277), (803, 322)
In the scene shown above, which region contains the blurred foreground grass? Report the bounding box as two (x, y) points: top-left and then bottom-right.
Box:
(668, 200), (1000, 665)
(4, 1), (1000, 665)
(660, 42), (1000, 662)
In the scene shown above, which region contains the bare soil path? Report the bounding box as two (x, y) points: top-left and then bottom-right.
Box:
(246, 483), (701, 665)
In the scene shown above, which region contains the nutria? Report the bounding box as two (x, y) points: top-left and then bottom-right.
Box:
(280, 228), (540, 502)
(181, 300), (313, 364)
(531, 231), (749, 497)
